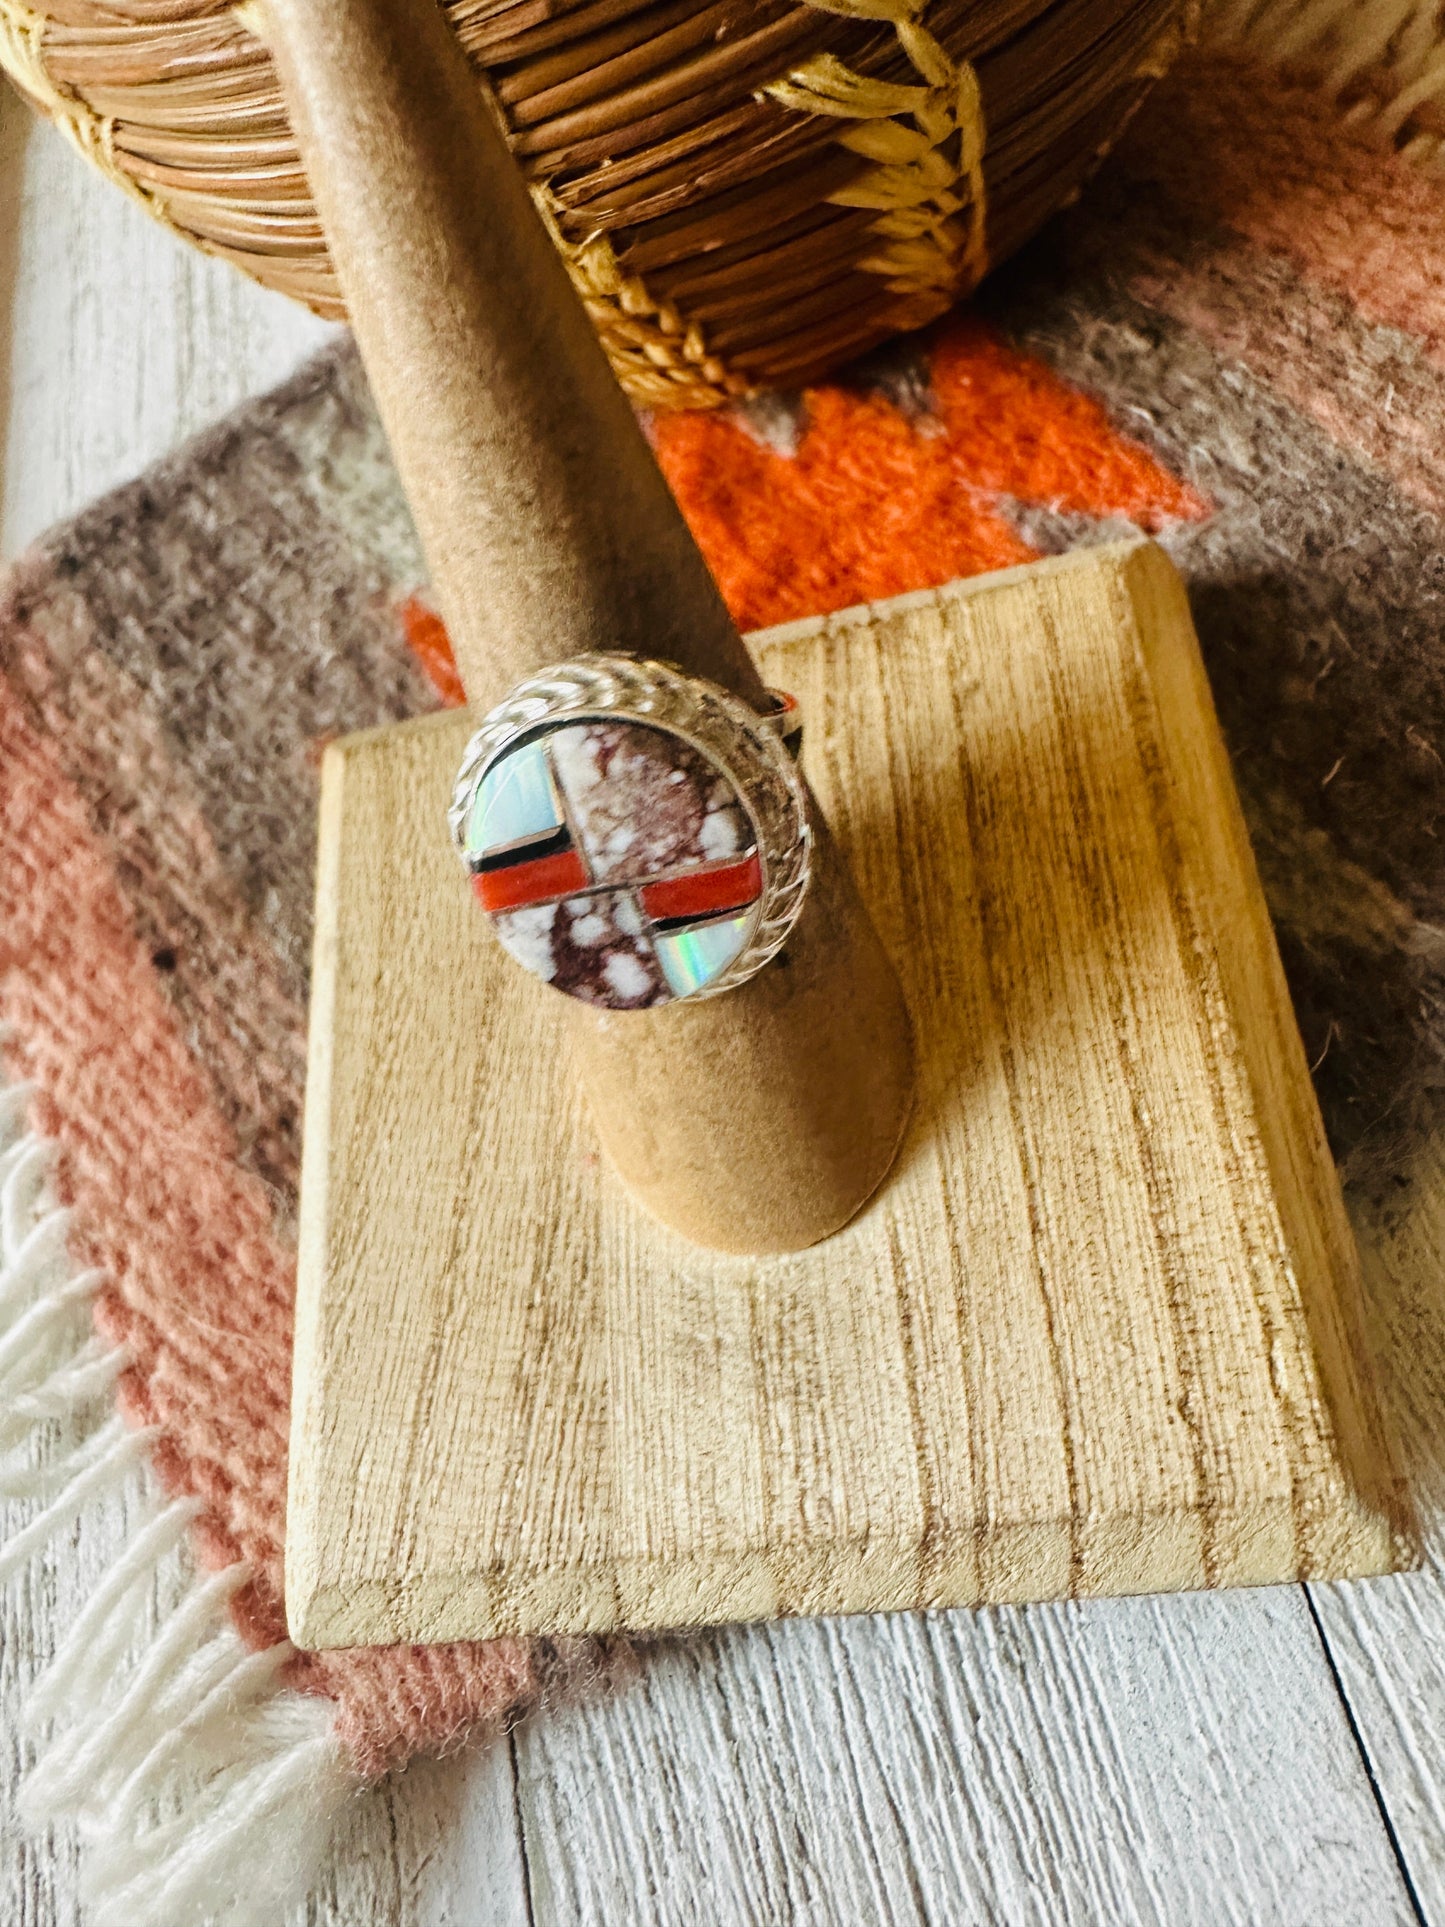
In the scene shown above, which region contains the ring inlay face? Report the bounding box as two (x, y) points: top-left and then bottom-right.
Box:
(463, 719), (763, 1007)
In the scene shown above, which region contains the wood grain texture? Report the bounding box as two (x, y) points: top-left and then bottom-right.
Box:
(1309, 1133), (1445, 1915)
(321, 1739), (530, 1925)
(0, 94), (333, 560)
(516, 1591), (1421, 1926)
(289, 538), (1409, 1650)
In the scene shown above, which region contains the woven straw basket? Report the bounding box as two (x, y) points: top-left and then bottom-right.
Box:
(0, 0), (1192, 408)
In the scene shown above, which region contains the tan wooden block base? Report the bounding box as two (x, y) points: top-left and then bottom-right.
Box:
(288, 542), (1413, 1650)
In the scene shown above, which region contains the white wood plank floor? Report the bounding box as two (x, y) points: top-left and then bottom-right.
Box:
(3, 88), (1443, 1927)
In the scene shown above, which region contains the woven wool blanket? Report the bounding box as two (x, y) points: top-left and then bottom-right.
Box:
(5, 14), (1445, 1922)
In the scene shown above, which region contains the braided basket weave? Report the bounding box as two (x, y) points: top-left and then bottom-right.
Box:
(0, 0), (1192, 407)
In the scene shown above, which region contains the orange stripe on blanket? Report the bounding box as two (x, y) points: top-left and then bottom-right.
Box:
(653, 377), (1032, 633)
(399, 595), (467, 707)
(654, 319), (1206, 633)
(404, 315), (1208, 687)
(926, 321), (1207, 526)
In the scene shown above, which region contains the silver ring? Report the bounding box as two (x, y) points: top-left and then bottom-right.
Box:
(449, 654), (812, 1009)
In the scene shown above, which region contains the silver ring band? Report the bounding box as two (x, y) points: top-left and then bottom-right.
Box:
(758, 688), (803, 754)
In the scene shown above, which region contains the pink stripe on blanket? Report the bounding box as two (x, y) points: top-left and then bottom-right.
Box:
(1125, 58), (1445, 361)
(1128, 247), (1445, 520)
(0, 671), (536, 1776)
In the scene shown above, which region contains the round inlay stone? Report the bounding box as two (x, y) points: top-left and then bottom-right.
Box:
(450, 657), (811, 1010)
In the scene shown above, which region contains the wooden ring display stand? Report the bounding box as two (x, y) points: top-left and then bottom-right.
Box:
(266, 0), (917, 1258)
(268, 0), (1413, 1648)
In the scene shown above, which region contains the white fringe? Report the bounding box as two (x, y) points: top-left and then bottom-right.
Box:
(0, 1084), (357, 1926)
(1211, 0), (1445, 160)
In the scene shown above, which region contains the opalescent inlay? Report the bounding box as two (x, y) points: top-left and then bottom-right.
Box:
(462, 719), (764, 1008)
(469, 738), (561, 856)
(653, 913), (750, 999)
